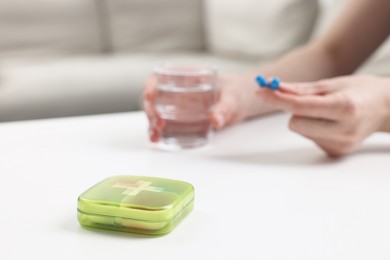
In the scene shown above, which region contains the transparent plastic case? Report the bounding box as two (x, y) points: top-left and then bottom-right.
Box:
(78, 176), (194, 236)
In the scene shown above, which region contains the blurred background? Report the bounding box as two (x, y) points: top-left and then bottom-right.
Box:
(1, 0), (390, 122)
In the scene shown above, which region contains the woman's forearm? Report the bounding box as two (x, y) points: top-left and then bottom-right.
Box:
(252, 41), (341, 82)
(254, 0), (390, 83)
(247, 0), (390, 84)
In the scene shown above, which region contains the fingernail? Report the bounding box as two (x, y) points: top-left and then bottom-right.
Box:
(212, 113), (225, 129)
(145, 91), (152, 101)
(150, 129), (160, 142)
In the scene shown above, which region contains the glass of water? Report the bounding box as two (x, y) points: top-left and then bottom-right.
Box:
(151, 63), (217, 151)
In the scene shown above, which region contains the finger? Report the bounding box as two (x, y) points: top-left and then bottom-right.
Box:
(147, 116), (164, 143)
(143, 76), (158, 101)
(278, 81), (336, 96)
(296, 127), (359, 157)
(211, 91), (239, 129)
(143, 76), (164, 125)
(144, 100), (164, 128)
(149, 127), (160, 142)
(259, 90), (346, 120)
(289, 115), (345, 141)
(143, 77), (164, 142)
(143, 98), (157, 122)
(295, 131), (356, 157)
(313, 138), (358, 157)
(277, 83), (301, 94)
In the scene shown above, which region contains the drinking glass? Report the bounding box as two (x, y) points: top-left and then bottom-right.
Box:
(151, 63), (217, 151)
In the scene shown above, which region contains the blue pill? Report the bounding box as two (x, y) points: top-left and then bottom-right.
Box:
(256, 75), (268, 87)
(269, 78), (280, 90)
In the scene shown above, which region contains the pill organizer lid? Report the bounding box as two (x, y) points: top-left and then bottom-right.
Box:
(78, 176), (194, 222)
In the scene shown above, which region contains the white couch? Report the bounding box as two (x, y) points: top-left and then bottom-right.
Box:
(1, 0), (389, 122)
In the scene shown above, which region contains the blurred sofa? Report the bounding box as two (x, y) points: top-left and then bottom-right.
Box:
(1, 0), (390, 122)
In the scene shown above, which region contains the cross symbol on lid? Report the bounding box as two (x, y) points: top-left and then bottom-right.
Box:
(112, 180), (164, 197)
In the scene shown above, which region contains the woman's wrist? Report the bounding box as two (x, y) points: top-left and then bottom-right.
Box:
(242, 71), (279, 119)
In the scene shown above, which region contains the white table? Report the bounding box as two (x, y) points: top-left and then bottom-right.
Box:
(1, 112), (390, 260)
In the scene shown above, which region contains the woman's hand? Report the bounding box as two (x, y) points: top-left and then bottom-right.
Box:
(143, 73), (276, 142)
(259, 75), (390, 156)
(211, 74), (277, 129)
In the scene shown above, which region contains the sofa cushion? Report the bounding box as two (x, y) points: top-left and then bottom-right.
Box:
(0, 53), (254, 122)
(106, 0), (204, 53)
(0, 0), (100, 60)
(205, 0), (319, 61)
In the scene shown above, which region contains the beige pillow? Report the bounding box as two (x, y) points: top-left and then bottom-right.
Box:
(0, 0), (100, 59)
(205, 0), (319, 61)
(106, 0), (204, 53)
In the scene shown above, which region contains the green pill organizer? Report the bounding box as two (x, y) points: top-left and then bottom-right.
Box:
(77, 176), (194, 236)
